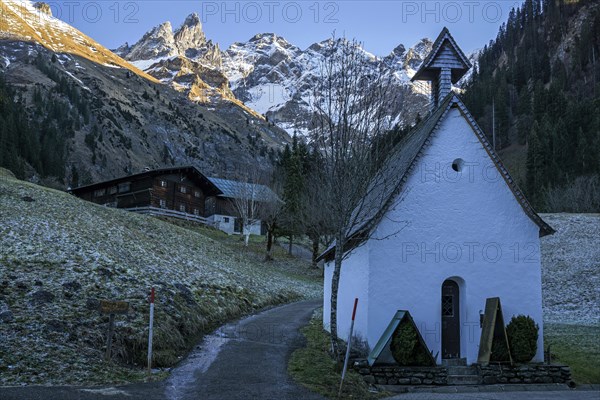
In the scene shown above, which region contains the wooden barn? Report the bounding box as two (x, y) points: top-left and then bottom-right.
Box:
(70, 166), (221, 224)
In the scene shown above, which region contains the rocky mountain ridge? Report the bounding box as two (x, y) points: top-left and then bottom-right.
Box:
(118, 14), (436, 135)
(0, 0), (290, 186)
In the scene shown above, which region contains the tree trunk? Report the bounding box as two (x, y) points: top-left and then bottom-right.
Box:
(288, 235), (293, 255)
(311, 233), (319, 269)
(265, 227), (274, 261)
(329, 233), (344, 361)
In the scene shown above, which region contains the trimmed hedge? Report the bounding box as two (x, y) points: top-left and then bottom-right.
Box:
(506, 315), (539, 363)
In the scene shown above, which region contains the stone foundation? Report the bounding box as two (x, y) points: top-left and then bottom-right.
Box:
(354, 360), (572, 386)
(477, 364), (572, 384)
(353, 360), (448, 385)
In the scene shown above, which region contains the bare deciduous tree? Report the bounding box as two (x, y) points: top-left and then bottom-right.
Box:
(309, 36), (404, 358)
(230, 168), (283, 250)
(260, 173), (284, 261)
(230, 179), (260, 247)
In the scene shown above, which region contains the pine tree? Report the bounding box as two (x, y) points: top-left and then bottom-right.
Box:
(526, 121), (544, 205)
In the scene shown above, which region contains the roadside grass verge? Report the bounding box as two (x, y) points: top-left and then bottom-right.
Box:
(544, 323), (600, 384)
(288, 311), (386, 399)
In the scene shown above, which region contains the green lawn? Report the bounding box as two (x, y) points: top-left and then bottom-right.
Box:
(544, 323), (600, 384)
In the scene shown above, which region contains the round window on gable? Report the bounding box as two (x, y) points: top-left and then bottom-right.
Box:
(452, 158), (464, 172)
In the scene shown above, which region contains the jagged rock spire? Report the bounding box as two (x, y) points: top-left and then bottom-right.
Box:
(175, 12), (207, 54)
(411, 27), (471, 109)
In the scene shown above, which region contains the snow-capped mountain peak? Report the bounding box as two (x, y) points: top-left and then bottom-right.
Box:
(174, 12), (207, 56)
(120, 12), (436, 135)
(0, 0), (156, 81)
(124, 21), (176, 62)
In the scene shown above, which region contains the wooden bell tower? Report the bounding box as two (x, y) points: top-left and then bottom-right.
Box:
(411, 27), (472, 109)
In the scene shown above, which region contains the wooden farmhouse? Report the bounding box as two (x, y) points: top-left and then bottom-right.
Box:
(320, 28), (554, 366)
(71, 166), (277, 235)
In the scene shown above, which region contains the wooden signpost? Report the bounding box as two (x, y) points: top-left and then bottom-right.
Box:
(100, 300), (129, 361)
(477, 297), (512, 365)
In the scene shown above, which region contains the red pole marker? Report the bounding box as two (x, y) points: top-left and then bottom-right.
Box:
(339, 298), (359, 397)
(351, 298), (358, 321)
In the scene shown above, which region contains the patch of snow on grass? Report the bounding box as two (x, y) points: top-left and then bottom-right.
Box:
(540, 213), (600, 326)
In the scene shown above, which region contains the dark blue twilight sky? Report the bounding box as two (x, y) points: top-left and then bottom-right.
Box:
(49, 1), (524, 55)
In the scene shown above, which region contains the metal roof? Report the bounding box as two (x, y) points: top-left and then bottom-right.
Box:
(208, 177), (280, 203)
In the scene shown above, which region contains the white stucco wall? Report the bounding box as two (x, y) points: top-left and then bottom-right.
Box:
(210, 214), (236, 234)
(329, 107), (545, 365)
(323, 243), (370, 346)
(210, 215), (262, 236)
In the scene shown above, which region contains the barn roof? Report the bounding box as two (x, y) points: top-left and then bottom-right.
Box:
(70, 166), (221, 196)
(317, 93), (554, 262)
(411, 27), (472, 84)
(208, 177), (280, 203)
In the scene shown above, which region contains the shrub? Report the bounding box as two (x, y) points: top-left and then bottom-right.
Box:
(390, 319), (433, 366)
(490, 333), (510, 362)
(506, 315), (539, 363)
(543, 174), (600, 213)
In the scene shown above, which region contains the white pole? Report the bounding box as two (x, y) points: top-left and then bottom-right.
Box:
(338, 298), (359, 398)
(492, 99), (496, 151)
(147, 287), (155, 373)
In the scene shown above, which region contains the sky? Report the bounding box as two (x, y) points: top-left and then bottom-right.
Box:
(47, 0), (526, 56)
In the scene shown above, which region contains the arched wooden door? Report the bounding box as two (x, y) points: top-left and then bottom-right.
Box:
(442, 280), (460, 359)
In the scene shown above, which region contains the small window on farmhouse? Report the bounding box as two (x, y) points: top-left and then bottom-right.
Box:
(118, 182), (131, 193)
(223, 217), (230, 223)
(452, 158), (464, 172)
(94, 188), (105, 197)
(159, 199), (167, 208)
(179, 204), (186, 212)
(180, 185), (188, 194)
(194, 191), (201, 198)
(193, 208), (200, 216)
(160, 180), (167, 188)
(108, 186), (117, 195)
(442, 295), (454, 317)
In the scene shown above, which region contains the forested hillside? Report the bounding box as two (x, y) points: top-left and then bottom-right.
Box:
(0, 56), (82, 181)
(463, 0), (600, 212)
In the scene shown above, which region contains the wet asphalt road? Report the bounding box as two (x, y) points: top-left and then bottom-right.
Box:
(0, 300), (325, 400)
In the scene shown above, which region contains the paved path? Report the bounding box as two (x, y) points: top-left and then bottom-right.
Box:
(278, 241), (314, 262)
(0, 300), (324, 400)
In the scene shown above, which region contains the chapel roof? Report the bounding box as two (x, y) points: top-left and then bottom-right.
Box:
(317, 93), (555, 262)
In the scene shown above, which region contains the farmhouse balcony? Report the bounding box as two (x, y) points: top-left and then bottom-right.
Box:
(125, 206), (217, 227)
